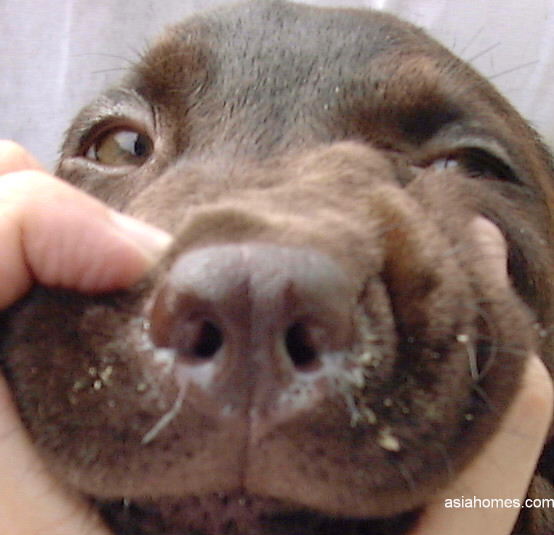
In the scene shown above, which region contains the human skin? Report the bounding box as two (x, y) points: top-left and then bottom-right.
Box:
(0, 140), (551, 535)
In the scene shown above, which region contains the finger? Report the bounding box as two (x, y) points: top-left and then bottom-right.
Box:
(0, 140), (43, 174)
(468, 215), (509, 288)
(0, 169), (172, 308)
(0, 373), (111, 535)
(414, 355), (553, 535)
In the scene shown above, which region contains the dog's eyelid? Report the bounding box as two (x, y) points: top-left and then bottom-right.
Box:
(420, 136), (520, 184)
(61, 89), (155, 158)
(433, 147), (519, 183)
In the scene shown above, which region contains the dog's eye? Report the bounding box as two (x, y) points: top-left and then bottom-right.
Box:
(432, 148), (517, 182)
(85, 128), (153, 166)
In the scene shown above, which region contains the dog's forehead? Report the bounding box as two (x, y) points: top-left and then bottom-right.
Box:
(131, 0), (471, 156)
(140, 0), (407, 88)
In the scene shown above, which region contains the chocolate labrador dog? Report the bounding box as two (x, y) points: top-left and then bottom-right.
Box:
(2, 1), (554, 534)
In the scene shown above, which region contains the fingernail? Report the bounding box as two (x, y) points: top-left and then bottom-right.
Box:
(110, 211), (173, 260)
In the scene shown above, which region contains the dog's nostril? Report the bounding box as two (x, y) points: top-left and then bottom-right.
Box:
(284, 322), (321, 369)
(177, 319), (224, 361)
(152, 244), (354, 387)
(193, 320), (224, 359)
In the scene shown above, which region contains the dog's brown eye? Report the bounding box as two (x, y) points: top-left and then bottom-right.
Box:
(432, 148), (517, 182)
(85, 129), (153, 166)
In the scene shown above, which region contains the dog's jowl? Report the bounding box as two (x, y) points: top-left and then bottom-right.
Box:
(2, 1), (554, 534)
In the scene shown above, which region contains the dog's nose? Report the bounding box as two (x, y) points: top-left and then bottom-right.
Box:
(148, 243), (355, 418)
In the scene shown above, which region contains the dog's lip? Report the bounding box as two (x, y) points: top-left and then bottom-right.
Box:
(97, 491), (421, 535)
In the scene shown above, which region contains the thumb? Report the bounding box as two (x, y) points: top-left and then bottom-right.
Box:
(0, 168), (171, 309)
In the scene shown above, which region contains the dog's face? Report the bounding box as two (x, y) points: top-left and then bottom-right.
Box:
(2, 2), (554, 534)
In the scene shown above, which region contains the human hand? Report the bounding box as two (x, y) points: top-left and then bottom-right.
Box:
(0, 140), (171, 534)
(414, 353), (553, 535)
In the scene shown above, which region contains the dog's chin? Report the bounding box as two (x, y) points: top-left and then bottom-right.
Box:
(97, 492), (420, 535)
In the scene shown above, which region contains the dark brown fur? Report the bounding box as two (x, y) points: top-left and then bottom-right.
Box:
(2, 1), (554, 534)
